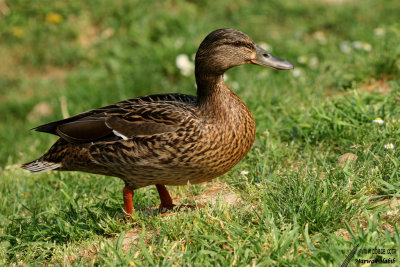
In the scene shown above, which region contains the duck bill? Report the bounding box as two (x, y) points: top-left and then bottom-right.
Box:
(250, 45), (294, 70)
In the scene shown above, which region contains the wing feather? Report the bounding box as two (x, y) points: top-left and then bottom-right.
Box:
(33, 93), (196, 144)
(105, 117), (178, 137)
(34, 93), (195, 134)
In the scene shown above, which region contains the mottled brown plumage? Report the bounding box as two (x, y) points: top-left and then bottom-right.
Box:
(22, 29), (293, 216)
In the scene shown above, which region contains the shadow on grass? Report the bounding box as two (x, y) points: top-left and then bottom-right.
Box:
(0, 196), (155, 261)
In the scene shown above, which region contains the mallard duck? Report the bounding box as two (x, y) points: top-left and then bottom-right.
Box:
(22, 29), (293, 216)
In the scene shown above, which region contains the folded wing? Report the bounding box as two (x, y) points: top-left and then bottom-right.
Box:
(34, 93), (196, 144)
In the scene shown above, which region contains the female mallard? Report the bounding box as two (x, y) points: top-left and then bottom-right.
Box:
(22, 29), (293, 216)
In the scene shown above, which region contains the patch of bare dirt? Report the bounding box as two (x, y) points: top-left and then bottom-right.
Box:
(25, 65), (71, 81)
(0, 0), (10, 16)
(0, 44), (71, 82)
(121, 229), (142, 251)
(16, 65), (71, 102)
(78, 22), (114, 48)
(325, 77), (392, 98)
(362, 78), (392, 94)
(27, 102), (54, 122)
(372, 198), (400, 216)
(337, 153), (358, 166)
(0, 61), (71, 104)
(78, 24), (101, 47)
(0, 47), (22, 80)
(120, 226), (156, 254)
(76, 242), (103, 263)
(185, 182), (240, 206)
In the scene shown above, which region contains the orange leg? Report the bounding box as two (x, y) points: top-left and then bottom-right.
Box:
(123, 186), (134, 217)
(156, 184), (205, 215)
(156, 184), (175, 210)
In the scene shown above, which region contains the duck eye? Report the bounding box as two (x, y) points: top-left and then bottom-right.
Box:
(233, 41), (242, 47)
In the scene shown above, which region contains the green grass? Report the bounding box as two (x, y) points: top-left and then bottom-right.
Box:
(1, 0), (400, 265)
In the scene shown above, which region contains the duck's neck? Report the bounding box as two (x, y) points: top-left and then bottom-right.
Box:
(195, 73), (233, 116)
(196, 73), (224, 102)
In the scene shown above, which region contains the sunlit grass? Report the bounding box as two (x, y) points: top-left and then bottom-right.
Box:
(1, 0), (400, 265)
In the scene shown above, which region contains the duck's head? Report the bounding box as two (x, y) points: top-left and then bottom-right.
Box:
(195, 28), (293, 76)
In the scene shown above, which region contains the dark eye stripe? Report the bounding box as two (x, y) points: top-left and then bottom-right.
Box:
(244, 42), (255, 50)
(220, 41), (254, 50)
(240, 42), (255, 50)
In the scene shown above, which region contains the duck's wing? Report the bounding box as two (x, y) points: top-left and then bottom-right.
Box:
(33, 93), (197, 144)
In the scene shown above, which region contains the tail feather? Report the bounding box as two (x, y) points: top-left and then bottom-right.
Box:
(21, 159), (62, 173)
